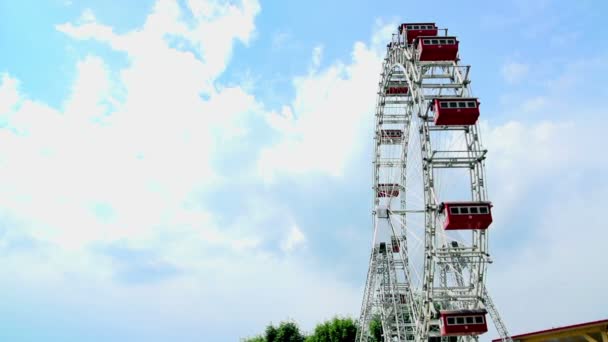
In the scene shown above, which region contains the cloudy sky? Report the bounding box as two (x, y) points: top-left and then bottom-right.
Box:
(1, 0), (607, 341)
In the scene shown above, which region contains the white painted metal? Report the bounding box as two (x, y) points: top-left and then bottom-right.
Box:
(357, 24), (511, 342)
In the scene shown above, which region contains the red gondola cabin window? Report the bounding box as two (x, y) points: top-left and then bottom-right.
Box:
(400, 23), (438, 43)
(386, 86), (409, 95)
(417, 37), (459, 61)
(378, 242), (387, 254)
(380, 129), (403, 142)
(380, 129), (402, 138)
(399, 294), (406, 304)
(377, 183), (400, 198)
(440, 310), (488, 336)
(442, 202), (492, 230)
(433, 98), (480, 126)
(391, 236), (400, 252)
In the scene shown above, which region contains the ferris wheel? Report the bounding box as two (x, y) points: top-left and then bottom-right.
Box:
(356, 23), (512, 342)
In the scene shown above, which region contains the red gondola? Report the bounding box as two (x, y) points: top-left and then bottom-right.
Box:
(386, 86), (409, 95)
(417, 37), (459, 61)
(380, 129), (403, 144)
(378, 242), (387, 254)
(400, 23), (438, 44)
(439, 310), (488, 336)
(432, 98), (480, 125)
(442, 202), (492, 230)
(377, 183), (400, 197)
(384, 293), (407, 304)
(391, 236), (400, 252)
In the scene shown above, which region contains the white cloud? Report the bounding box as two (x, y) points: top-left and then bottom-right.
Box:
(257, 27), (390, 182)
(483, 119), (584, 223)
(64, 55), (113, 119)
(479, 114), (608, 338)
(501, 61), (529, 84)
(311, 45), (323, 70)
(257, 22), (397, 183)
(272, 30), (291, 50)
(0, 73), (21, 114)
(486, 184), (608, 336)
(520, 95), (547, 113)
(281, 225), (306, 253)
(55, 20), (117, 45)
(56, 0), (260, 88)
(0, 246), (361, 339)
(370, 19), (397, 52)
(0, 3), (366, 340)
(2, 1), (266, 251)
(79, 8), (96, 23)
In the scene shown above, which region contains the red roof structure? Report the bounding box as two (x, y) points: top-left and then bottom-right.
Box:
(492, 319), (608, 342)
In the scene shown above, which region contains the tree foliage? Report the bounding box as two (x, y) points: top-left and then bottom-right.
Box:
(368, 315), (383, 342)
(243, 315), (388, 342)
(244, 321), (305, 342)
(265, 325), (278, 342)
(305, 317), (357, 342)
(274, 322), (305, 342)
(244, 337), (265, 342)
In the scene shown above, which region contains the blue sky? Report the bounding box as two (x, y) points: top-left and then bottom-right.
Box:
(1, 0), (607, 341)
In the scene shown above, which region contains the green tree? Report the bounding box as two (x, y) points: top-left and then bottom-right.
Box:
(306, 317), (357, 342)
(368, 315), (383, 342)
(244, 336), (265, 342)
(266, 324), (278, 342)
(275, 321), (305, 342)
(244, 321), (305, 342)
